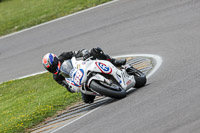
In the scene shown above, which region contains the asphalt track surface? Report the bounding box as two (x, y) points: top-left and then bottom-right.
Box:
(1, 0), (200, 133)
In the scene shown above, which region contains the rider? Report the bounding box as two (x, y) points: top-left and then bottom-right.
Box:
(42, 47), (126, 103)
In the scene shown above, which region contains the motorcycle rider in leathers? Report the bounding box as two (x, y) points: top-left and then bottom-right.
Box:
(42, 47), (126, 103)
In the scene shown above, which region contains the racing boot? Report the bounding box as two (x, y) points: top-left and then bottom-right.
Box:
(81, 93), (95, 104)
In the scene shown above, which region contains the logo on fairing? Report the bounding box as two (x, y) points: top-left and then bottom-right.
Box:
(126, 80), (131, 86)
(72, 69), (84, 87)
(66, 69), (84, 87)
(95, 62), (112, 74)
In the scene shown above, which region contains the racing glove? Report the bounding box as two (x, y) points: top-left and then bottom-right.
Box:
(74, 49), (90, 60)
(73, 49), (90, 60)
(73, 50), (82, 58)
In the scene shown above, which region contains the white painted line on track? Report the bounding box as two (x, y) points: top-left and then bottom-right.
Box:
(114, 54), (163, 78)
(16, 71), (47, 80)
(0, 71), (47, 84)
(51, 107), (101, 133)
(0, 0), (119, 40)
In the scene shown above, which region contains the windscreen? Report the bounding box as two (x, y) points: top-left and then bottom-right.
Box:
(60, 59), (73, 78)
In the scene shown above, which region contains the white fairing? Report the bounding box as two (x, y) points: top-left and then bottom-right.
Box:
(64, 57), (136, 95)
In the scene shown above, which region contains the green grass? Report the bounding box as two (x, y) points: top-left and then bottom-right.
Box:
(0, 73), (82, 133)
(0, 0), (111, 36)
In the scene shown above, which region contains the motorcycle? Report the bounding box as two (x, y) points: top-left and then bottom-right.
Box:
(60, 57), (146, 99)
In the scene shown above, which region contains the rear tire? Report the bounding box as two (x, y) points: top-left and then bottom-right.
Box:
(90, 80), (126, 99)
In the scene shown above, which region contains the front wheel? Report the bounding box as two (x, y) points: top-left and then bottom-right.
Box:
(134, 76), (146, 88)
(90, 80), (126, 99)
(126, 67), (147, 88)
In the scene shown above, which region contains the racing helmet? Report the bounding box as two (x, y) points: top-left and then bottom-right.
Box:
(42, 53), (61, 74)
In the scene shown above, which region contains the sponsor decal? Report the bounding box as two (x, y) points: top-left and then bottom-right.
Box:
(95, 62), (112, 74)
(66, 69), (84, 87)
(77, 64), (80, 69)
(126, 80), (132, 86)
(65, 78), (77, 86)
(72, 69), (84, 87)
(116, 73), (122, 84)
(82, 61), (86, 65)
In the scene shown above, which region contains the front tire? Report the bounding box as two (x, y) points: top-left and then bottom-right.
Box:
(134, 76), (146, 88)
(90, 80), (126, 99)
(126, 67), (147, 88)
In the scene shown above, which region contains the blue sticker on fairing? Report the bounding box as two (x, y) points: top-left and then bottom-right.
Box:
(116, 74), (122, 84)
(72, 69), (84, 87)
(95, 62), (112, 74)
(98, 62), (110, 71)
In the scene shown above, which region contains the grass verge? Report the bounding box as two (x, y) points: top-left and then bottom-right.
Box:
(0, 0), (112, 36)
(0, 72), (82, 133)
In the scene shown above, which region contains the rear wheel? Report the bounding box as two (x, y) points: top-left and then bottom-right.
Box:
(90, 80), (126, 99)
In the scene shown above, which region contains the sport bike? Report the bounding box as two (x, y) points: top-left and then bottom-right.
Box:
(60, 57), (146, 99)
